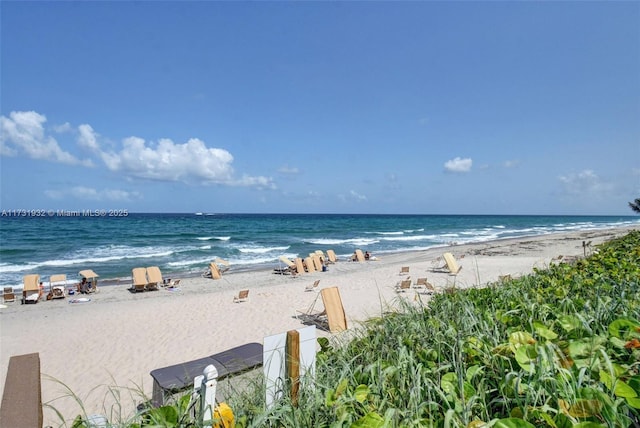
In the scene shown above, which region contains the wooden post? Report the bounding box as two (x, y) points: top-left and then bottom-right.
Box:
(286, 329), (300, 406)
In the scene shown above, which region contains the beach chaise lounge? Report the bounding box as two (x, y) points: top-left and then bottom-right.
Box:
(305, 279), (320, 292)
(131, 268), (148, 292)
(294, 258), (306, 275)
(22, 274), (42, 304)
(314, 250), (327, 264)
(233, 289), (249, 303)
(395, 279), (412, 293)
(274, 256), (297, 275)
(49, 274), (67, 299)
(311, 255), (323, 271)
(297, 286), (347, 333)
(149, 342), (263, 407)
(3, 286), (16, 303)
(431, 253), (462, 275)
(145, 266), (162, 291)
(209, 262), (222, 279)
(79, 270), (99, 293)
(399, 266), (410, 275)
(415, 277), (435, 294)
(214, 258), (231, 273)
(326, 249), (337, 264)
(167, 279), (181, 287)
(304, 256), (316, 273)
(443, 253), (462, 275)
(354, 249), (366, 262)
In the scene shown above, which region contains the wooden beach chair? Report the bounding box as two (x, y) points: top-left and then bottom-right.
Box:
(131, 267), (148, 292)
(275, 256), (297, 275)
(354, 249), (366, 262)
(233, 289), (249, 303)
(297, 286), (347, 333)
(399, 266), (410, 275)
(414, 277), (435, 294)
(304, 256), (316, 273)
(79, 269), (99, 293)
(326, 249), (337, 264)
(49, 274), (67, 299)
(3, 286), (16, 303)
(395, 279), (412, 293)
(304, 279), (320, 292)
(22, 274), (41, 304)
(145, 266), (162, 291)
(311, 254), (323, 271)
(431, 253), (462, 275)
(208, 261), (222, 280)
(295, 258), (306, 275)
(214, 258), (231, 273)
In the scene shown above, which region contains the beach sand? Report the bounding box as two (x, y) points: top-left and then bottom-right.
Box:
(0, 225), (636, 426)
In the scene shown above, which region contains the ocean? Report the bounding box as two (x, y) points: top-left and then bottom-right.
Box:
(1, 213), (638, 288)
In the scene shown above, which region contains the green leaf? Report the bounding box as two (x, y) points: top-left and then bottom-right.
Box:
(493, 418), (536, 428)
(350, 412), (385, 428)
(354, 384), (370, 403)
(515, 345), (537, 373)
(558, 315), (581, 333)
(599, 370), (638, 398)
(572, 423), (606, 428)
(441, 372), (457, 394)
(533, 322), (558, 340)
(608, 318), (640, 339)
(509, 331), (536, 346)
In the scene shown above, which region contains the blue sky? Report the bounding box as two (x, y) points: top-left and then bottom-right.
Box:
(1, 1), (639, 215)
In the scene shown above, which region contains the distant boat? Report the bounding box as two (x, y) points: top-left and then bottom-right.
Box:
(195, 212), (203, 216)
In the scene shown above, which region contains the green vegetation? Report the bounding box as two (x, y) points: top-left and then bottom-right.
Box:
(72, 231), (640, 427)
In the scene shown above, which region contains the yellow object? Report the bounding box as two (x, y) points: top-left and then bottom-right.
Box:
(213, 402), (234, 428)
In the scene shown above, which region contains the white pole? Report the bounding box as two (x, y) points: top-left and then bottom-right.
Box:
(199, 364), (218, 424)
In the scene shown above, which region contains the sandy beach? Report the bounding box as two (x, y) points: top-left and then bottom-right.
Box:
(0, 225), (636, 427)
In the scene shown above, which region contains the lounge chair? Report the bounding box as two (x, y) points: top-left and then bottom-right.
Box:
(399, 266), (410, 275)
(145, 266), (162, 291)
(304, 256), (316, 273)
(311, 255), (323, 271)
(167, 279), (181, 287)
(354, 249), (366, 262)
(214, 258), (231, 273)
(305, 279), (320, 292)
(22, 274), (42, 304)
(395, 279), (412, 293)
(415, 277), (435, 294)
(314, 250), (327, 264)
(208, 262), (222, 279)
(233, 289), (249, 303)
(79, 269), (99, 293)
(131, 267), (148, 292)
(326, 249), (337, 264)
(3, 286), (16, 303)
(49, 274), (67, 299)
(294, 258), (306, 275)
(431, 253), (462, 275)
(274, 256), (297, 275)
(297, 286), (347, 333)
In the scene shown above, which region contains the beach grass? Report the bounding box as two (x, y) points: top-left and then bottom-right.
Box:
(53, 231), (640, 427)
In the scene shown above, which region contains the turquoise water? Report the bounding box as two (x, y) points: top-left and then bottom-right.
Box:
(1, 213), (638, 287)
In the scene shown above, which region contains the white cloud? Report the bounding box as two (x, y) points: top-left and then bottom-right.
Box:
(100, 136), (275, 188)
(349, 190), (367, 201)
(0, 111), (92, 166)
(444, 157), (473, 173)
(558, 170), (613, 196)
(278, 165), (300, 174)
(504, 160), (520, 168)
(77, 124), (100, 151)
(45, 186), (141, 201)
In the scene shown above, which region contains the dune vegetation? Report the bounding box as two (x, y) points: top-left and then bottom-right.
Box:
(72, 231), (639, 427)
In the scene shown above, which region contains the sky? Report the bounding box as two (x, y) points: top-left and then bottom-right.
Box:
(1, 1), (639, 215)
